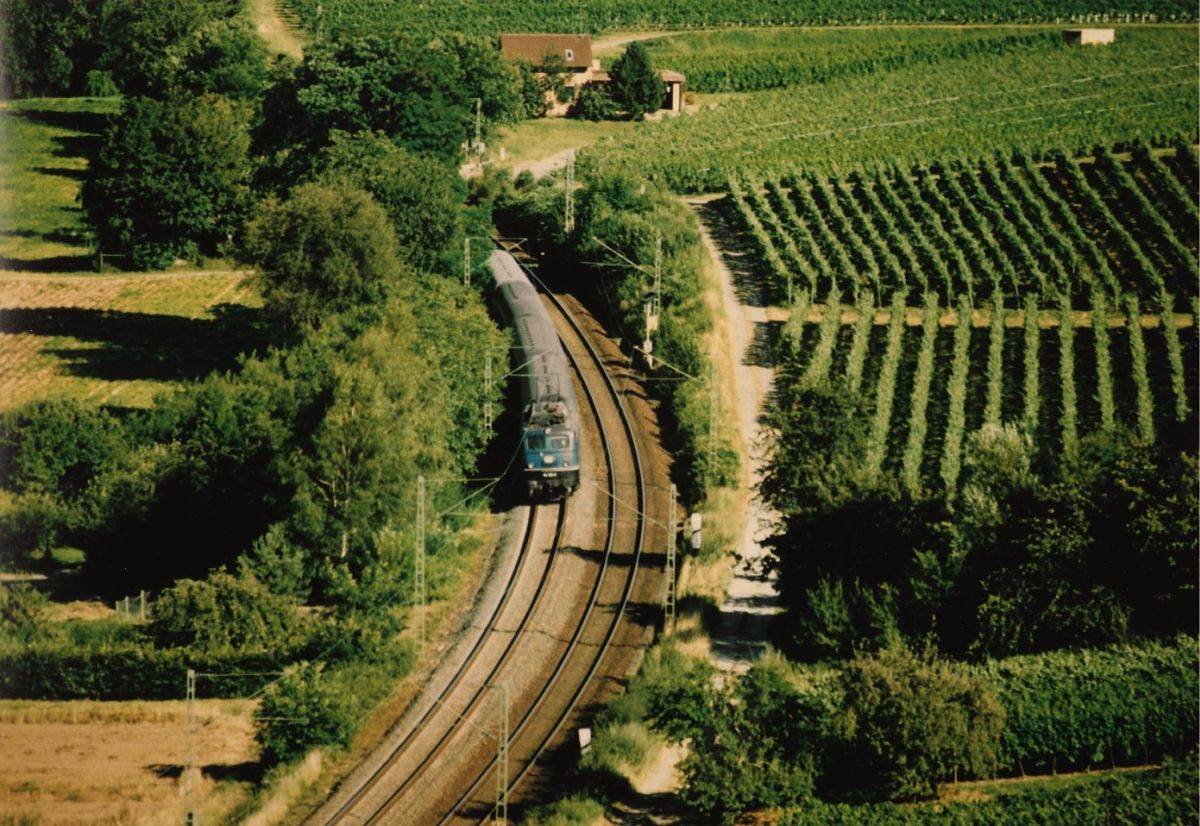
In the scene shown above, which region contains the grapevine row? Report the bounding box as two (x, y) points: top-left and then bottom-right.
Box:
(864, 292), (908, 479)
(940, 294), (974, 492)
(902, 295), (940, 494)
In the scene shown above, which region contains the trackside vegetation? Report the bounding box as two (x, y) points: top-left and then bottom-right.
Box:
(522, 641), (1197, 823)
(0, 0), (536, 789)
(496, 172), (739, 504)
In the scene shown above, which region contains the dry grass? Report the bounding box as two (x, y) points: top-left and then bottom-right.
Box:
(0, 699), (256, 825)
(0, 698), (255, 725)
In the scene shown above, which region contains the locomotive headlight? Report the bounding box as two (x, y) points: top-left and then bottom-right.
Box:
(542, 453), (556, 465)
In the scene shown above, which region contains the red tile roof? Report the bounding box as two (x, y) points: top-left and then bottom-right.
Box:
(500, 34), (593, 69)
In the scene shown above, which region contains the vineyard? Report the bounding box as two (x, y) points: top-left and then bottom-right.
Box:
(730, 142), (1198, 493)
(635, 26), (1062, 92)
(282, 0), (1196, 39)
(582, 27), (1199, 191)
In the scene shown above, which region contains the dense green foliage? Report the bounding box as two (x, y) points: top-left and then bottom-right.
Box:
(840, 647), (1005, 801)
(82, 94), (254, 268)
(0, 0), (264, 99)
(764, 381), (1197, 658)
(255, 662), (355, 764)
(986, 638), (1198, 774)
(777, 755), (1198, 825)
(245, 182), (402, 332)
(497, 172), (738, 502)
(609, 42), (662, 119)
(582, 28), (1199, 191)
(256, 34), (529, 175)
(639, 640), (1195, 821)
(285, 0), (1196, 40)
(307, 131), (465, 271)
(152, 569), (301, 652)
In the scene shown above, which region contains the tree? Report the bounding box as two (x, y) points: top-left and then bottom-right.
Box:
(256, 34), (523, 174)
(161, 16), (269, 102)
(255, 662), (354, 765)
(96, 0), (229, 98)
(310, 131), (463, 271)
(82, 94), (253, 269)
(244, 182), (401, 332)
(838, 646), (1004, 801)
(0, 0), (98, 97)
(645, 651), (831, 823)
(538, 50), (574, 105)
(608, 42), (662, 119)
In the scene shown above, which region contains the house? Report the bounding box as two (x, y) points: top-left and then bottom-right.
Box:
(499, 33), (686, 116)
(1062, 28), (1116, 45)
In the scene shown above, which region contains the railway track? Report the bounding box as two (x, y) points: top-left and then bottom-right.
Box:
(309, 263), (650, 826)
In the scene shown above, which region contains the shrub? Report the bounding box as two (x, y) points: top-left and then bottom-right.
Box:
(569, 84), (618, 121)
(153, 568), (302, 653)
(255, 661), (354, 765)
(983, 636), (1198, 774)
(0, 643), (284, 699)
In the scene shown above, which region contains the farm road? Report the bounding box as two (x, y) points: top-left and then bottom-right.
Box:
(687, 197), (783, 675)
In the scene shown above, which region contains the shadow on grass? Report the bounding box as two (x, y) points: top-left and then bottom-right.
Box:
(12, 108), (111, 134)
(0, 303), (267, 382)
(33, 165), (87, 181)
(149, 762), (265, 784)
(0, 254), (93, 272)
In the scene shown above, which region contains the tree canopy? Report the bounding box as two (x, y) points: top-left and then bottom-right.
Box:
(82, 93), (253, 269)
(309, 130), (464, 271)
(244, 182), (401, 333)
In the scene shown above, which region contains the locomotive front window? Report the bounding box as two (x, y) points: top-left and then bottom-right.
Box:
(550, 436), (570, 450)
(526, 434), (545, 451)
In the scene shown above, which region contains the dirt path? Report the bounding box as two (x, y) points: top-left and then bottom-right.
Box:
(686, 199), (783, 675)
(591, 31), (681, 55)
(248, 0), (305, 60)
(512, 146), (579, 179)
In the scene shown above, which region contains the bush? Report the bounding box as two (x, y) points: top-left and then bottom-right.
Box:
(982, 636), (1198, 774)
(0, 643), (285, 699)
(244, 182), (401, 332)
(255, 661), (355, 765)
(838, 646), (1005, 801)
(152, 568), (303, 653)
(569, 84), (618, 121)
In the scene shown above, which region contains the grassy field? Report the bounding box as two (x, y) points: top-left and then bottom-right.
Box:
(0, 97), (117, 271)
(489, 117), (636, 172)
(0, 271), (260, 410)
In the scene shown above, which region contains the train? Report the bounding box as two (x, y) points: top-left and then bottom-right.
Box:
(486, 249), (580, 498)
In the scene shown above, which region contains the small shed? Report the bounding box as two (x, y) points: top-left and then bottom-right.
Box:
(1063, 28), (1115, 46)
(661, 70), (685, 113)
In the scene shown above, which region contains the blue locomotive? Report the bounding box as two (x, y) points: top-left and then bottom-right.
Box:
(487, 250), (580, 498)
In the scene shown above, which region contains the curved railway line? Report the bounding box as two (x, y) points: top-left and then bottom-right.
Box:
(308, 261), (653, 826)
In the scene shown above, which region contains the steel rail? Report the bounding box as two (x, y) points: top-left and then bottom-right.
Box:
(441, 282), (648, 826)
(317, 501), (564, 825)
